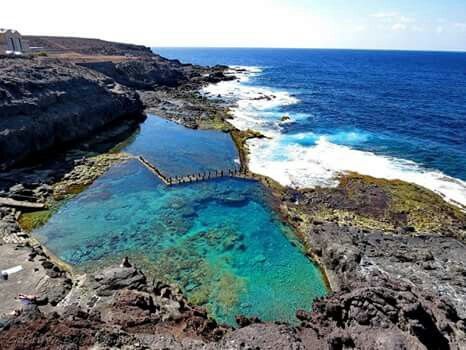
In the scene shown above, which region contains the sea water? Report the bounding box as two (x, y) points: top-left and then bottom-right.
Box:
(125, 115), (239, 176)
(156, 48), (466, 207)
(35, 116), (327, 325)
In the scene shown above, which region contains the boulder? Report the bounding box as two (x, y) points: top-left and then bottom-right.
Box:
(89, 266), (147, 296)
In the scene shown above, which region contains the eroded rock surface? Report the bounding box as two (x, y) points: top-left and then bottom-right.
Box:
(24, 36), (155, 58)
(280, 183), (466, 349)
(285, 173), (466, 240)
(0, 265), (228, 349)
(0, 57), (143, 170)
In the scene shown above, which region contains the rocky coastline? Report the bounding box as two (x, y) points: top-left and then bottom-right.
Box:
(1, 37), (465, 349)
(0, 57), (143, 170)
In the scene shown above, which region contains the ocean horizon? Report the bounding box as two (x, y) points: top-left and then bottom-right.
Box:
(155, 47), (466, 53)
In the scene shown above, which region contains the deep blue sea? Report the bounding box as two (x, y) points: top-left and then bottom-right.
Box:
(155, 48), (466, 207)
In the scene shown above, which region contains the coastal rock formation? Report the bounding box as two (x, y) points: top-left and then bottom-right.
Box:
(281, 185), (466, 349)
(0, 265), (227, 349)
(78, 59), (190, 89)
(24, 36), (155, 58)
(24, 35), (231, 90)
(300, 273), (465, 349)
(286, 173), (466, 240)
(139, 89), (233, 130)
(78, 59), (235, 129)
(1, 146), (466, 349)
(14, 36), (236, 132)
(0, 208), (72, 318)
(0, 57), (143, 170)
(3, 258), (463, 349)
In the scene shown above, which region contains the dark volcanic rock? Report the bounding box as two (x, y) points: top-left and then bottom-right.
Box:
(218, 323), (308, 349)
(0, 265), (228, 349)
(24, 36), (154, 57)
(285, 174), (466, 240)
(280, 179), (466, 349)
(0, 58), (143, 169)
(89, 266), (147, 296)
(308, 274), (465, 350)
(285, 219), (466, 348)
(79, 59), (190, 89)
(204, 71), (236, 83)
(235, 315), (261, 327)
(301, 221), (466, 318)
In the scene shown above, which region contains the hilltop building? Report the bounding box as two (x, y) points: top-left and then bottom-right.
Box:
(0, 29), (29, 55)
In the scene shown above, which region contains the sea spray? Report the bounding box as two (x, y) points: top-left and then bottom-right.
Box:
(203, 66), (466, 208)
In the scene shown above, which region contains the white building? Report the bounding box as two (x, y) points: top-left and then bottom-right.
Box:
(0, 29), (29, 55)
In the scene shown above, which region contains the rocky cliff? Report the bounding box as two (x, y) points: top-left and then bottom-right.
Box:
(0, 57), (143, 170)
(78, 60), (188, 88)
(0, 36), (235, 171)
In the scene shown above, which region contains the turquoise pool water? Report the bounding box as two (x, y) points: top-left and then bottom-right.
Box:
(34, 116), (327, 325)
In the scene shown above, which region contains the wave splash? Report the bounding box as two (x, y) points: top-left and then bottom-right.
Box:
(203, 67), (466, 208)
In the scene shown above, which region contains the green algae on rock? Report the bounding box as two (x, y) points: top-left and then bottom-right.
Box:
(284, 173), (466, 240)
(18, 210), (53, 232)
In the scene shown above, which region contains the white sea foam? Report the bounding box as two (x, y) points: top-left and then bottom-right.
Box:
(248, 136), (466, 207)
(205, 66), (466, 208)
(203, 67), (298, 134)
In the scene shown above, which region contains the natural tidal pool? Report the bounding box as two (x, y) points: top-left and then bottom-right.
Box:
(34, 115), (327, 325)
(35, 161), (327, 324)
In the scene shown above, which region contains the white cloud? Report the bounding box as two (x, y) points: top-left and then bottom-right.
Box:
(353, 25), (367, 33)
(392, 23), (407, 31)
(370, 11), (416, 32)
(454, 23), (466, 32)
(436, 26), (445, 34)
(371, 12), (414, 23)
(371, 12), (399, 19)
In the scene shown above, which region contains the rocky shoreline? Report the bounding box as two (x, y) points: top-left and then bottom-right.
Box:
(1, 37), (465, 349)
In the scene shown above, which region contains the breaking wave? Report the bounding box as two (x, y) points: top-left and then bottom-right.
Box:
(203, 67), (466, 208)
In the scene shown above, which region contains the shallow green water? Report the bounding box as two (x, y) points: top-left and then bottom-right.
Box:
(124, 115), (239, 177)
(34, 116), (327, 325)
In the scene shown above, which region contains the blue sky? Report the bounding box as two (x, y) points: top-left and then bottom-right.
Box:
(2, 0), (466, 50)
(306, 0), (466, 50)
